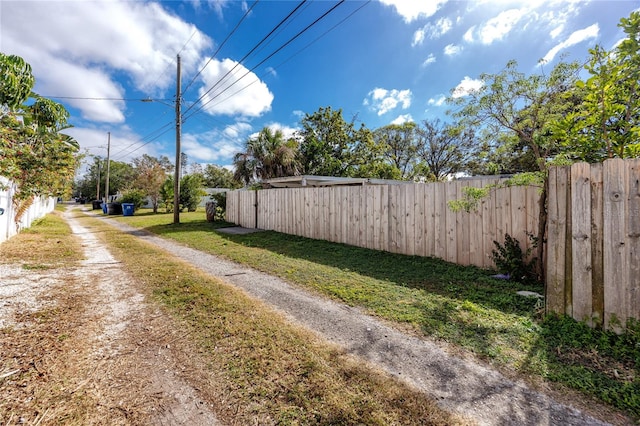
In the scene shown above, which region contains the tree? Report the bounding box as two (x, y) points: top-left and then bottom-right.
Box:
(233, 126), (300, 185)
(450, 59), (581, 174)
(553, 11), (640, 160)
(132, 154), (173, 213)
(1, 53), (80, 221)
(373, 122), (420, 180)
(415, 119), (476, 181)
(297, 106), (360, 177)
(351, 126), (403, 179)
(159, 174), (205, 212)
(180, 174), (206, 212)
(449, 59), (581, 283)
(204, 164), (241, 189)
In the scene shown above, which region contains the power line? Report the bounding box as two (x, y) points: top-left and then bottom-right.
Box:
(183, 0), (309, 117)
(192, 0), (369, 120)
(184, 0), (346, 123)
(182, 0), (260, 95)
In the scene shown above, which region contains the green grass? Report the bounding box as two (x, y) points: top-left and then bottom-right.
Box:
(113, 208), (640, 419)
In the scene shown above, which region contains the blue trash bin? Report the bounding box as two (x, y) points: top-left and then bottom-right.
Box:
(122, 203), (134, 216)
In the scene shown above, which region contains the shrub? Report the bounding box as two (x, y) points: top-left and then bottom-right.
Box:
(491, 233), (538, 283)
(118, 188), (146, 209)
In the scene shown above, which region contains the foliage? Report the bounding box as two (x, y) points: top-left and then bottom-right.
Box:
(1, 53), (79, 220)
(416, 119), (476, 181)
(372, 122), (419, 179)
(233, 127), (300, 185)
(552, 11), (640, 161)
(204, 164), (241, 189)
(297, 106), (360, 177)
(180, 173), (206, 212)
(449, 59), (581, 174)
(537, 314), (640, 417)
(118, 188), (146, 209)
(0, 53), (35, 109)
(132, 154), (172, 213)
(490, 233), (538, 283)
(210, 191), (226, 212)
(159, 177), (174, 212)
(74, 160), (135, 200)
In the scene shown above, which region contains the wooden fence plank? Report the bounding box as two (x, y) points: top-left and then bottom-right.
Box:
(571, 162), (593, 323)
(468, 180), (484, 267)
(434, 182), (446, 260)
(482, 180), (498, 269)
(341, 187), (349, 244)
(627, 159), (640, 324)
(405, 185), (416, 256)
(603, 158), (628, 332)
(546, 166), (567, 315)
(445, 181), (457, 263)
(380, 185), (389, 252)
(456, 181), (471, 266)
(414, 184), (426, 257)
(590, 163), (604, 328)
(424, 183), (436, 258)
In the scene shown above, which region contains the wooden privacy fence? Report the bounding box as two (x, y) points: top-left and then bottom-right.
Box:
(226, 178), (540, 270)
(546, 158), (640, 331)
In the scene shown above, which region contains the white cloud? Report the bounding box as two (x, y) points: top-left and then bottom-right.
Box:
(391, 114), (413, 125)
(378, 0), (448, 23)
(412, 29), (426, 47)
(364, 88), (412, 116)
(196, 58), (274, 117)
(542, 23), (599, 63)
(427, 95), (446, 107)
(223, 122), (252, 139)
(181, 120), (254, 164)
(452, 76), (483, 98)
(413, 17), (453, 46)
(550, 25), (564, 39)
(422, 54), (437, 67)
(463, 26), (475, 43)
(1, 1), (212, 123)
(444, 44), (463, 56)
(479, 9), (526, 44)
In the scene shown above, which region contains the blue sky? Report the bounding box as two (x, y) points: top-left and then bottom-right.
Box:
(1, 0), (638, 173)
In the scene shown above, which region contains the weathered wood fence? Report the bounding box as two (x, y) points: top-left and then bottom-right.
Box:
(226, 178), (540, 270)
(546, 159), (640, 331)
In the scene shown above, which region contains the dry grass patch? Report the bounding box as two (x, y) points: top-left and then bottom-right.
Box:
(84, 214), (471, 425)
(0, 211), (82, 268)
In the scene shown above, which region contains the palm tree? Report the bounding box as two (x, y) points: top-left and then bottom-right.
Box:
(232, 127), (300, 185)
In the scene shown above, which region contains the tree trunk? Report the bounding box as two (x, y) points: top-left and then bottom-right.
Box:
(537, 180), (548, 292)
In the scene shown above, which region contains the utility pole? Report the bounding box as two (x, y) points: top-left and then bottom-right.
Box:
(105, 132), (111, 204)
(173, 54), (182, 224)
(96, 158), (101, 201)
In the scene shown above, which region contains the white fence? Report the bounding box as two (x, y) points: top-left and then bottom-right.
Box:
(0, 177), (56, 244)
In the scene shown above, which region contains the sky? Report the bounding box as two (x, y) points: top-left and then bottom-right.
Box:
(1, 0), (638, 173)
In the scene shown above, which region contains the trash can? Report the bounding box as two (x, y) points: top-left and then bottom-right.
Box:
(107, 202), (122, 215)
(122, 203), (134, 216)
(92, 200), (102, 210)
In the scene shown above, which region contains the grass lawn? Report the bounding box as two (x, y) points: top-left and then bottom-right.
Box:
(113, 208), (640, 420)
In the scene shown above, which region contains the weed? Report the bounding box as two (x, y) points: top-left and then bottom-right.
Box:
(490, 233), (538, 283)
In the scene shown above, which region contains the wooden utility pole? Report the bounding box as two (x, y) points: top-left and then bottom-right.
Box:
(105, 132), (111, 204)
(173, 54), (182, 224)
